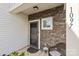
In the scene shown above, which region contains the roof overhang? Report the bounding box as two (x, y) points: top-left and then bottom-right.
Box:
(9, 3), (39, 14)
(9, 3), (64, 15)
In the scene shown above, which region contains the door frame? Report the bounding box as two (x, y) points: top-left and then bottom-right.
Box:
(29, 19), (40, 49)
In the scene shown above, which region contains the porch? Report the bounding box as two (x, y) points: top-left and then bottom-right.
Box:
(9, 3), (66, 56)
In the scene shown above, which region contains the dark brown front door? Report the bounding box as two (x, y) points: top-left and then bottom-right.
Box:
(30, 21), (38, 48)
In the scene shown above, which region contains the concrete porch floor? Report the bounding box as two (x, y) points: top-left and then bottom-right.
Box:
(17, 46), (48, 56)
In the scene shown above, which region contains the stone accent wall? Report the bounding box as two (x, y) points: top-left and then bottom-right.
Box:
(28, 4), (66, 49)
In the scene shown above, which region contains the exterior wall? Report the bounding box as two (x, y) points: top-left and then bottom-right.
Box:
(0, 3), (29, 55)
(66, 4), (79, 56)
(29, 4), (66, 49)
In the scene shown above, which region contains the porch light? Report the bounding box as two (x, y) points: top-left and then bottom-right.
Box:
(33, 6), (39, 10)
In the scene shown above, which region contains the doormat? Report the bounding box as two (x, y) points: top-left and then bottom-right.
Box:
(27, 47), (39, 53)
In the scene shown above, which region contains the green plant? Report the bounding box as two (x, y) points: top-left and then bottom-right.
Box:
(8, 51), (30, 56)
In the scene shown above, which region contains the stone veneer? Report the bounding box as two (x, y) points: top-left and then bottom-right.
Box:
(28, 4), (66, 49)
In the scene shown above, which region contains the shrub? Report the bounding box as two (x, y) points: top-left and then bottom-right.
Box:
(8, 51), (30, 56)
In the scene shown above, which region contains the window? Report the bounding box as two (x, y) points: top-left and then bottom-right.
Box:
(41, 17), (53, 30)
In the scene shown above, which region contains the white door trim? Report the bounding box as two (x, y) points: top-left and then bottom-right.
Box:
(29, 19), (40, 49)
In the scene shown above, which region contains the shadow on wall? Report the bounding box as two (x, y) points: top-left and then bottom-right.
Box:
(67, 24), (79, 56)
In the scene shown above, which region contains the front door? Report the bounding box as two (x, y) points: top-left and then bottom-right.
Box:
(30, 21), (38, 49)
